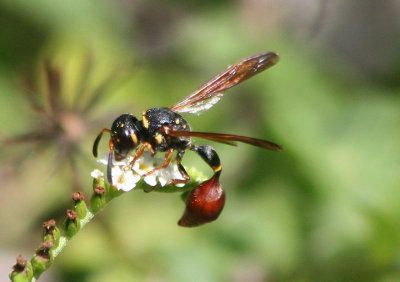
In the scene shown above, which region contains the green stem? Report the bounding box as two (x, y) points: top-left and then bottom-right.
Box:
(51, 210), (94, 258)
(9, 168), (206, 282)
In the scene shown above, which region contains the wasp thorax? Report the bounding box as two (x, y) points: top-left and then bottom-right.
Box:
(111, 114), (141, 161)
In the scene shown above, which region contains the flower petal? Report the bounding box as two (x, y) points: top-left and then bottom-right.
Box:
(90, 169), (104, 179)
(144, 174), (157, 186)
(96, 150), (188, 189)
(112, 166), (141, 191)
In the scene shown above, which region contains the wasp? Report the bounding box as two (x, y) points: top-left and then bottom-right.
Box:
(93, 52), (282, 227)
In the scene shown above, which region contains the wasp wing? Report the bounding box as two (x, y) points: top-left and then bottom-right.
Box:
(166, 130), (282, 151)
(169, 52), (279, 115)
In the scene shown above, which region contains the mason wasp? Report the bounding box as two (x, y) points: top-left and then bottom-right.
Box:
(93, 52), (282, 226)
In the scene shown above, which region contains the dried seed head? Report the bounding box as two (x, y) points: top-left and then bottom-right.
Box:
(36, 241), (54, 259)
(42, 219), (56, 232)
(12, 255), (27, 272)
(72, 191), (84, 202)
(94, 184), (105, 195)
(40, 241), (54, 250)
(66, 209), (78, 220)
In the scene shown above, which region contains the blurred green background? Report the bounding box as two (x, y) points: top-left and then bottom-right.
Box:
(1, 0), (400, 281)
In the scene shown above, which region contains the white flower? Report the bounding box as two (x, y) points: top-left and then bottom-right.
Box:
(132, 151), (158, 186)
(111, 166), (141, 192)
(94, 151), (187, 190)
(157, 162), (185, 187)
(97, 155), (133, 166)
(90, 169), (104, 179)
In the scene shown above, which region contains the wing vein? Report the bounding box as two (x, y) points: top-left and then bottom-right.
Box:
(169, 52), (279, 114)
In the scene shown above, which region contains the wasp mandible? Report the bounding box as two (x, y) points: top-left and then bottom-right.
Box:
(93, 52), (282, 227)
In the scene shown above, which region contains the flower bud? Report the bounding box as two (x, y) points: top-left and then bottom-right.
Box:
(42, 219), (60, 247)
(92, 174), (106, 190)
(32, 241), (54, 277)
(72, 192), (87, 218)
(178, 174), (225, 227)
(63, 209), (80, 238)
(10, 255), (33, 281)
(90, 184), (106, 213)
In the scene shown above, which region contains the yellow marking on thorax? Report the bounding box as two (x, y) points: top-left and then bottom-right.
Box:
(175, 118), (180, 124)
(142, 116), (149, 129)
(155, 133), (163, 144)
(131, 133), (138, 145)
(120, 123), (125, 127)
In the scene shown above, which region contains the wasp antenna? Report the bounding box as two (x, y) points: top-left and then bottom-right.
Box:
(93, 128), (110, 157)
(107, 139), (114, 185)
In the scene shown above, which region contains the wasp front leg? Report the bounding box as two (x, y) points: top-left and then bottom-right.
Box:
(123, 142), (155, 171)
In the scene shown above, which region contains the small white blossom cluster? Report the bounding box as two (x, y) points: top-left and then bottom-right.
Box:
(91, 151), (186, 192)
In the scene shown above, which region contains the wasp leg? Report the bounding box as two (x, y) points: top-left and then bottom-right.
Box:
(107, 139), (115, 185)
(144, 148), (174, 177)
(124, 142), (154, 170)
(164, 150), (190, 186)
(190, 145), (222, 177)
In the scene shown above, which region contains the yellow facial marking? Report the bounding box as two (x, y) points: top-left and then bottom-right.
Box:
(120, 123), (125, 127)
(182, 124), (187, 129)
(142, 116), (149, 129)
(155, 133), (163, 144)
(175, 118), (180, 124)
(131, 133), (138, 145)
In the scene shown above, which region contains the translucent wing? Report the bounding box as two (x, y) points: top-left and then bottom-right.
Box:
(169, 52), (279, 115)
(165, 130), (282, 151)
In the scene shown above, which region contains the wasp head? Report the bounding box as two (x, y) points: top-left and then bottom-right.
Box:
(110, 114), (141, 161)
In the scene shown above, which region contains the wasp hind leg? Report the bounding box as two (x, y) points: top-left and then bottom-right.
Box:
(163, 150), (190, 186)
(144, 150), (190, 190)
